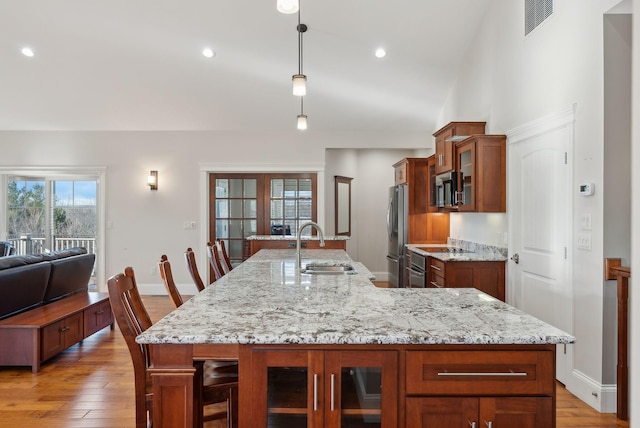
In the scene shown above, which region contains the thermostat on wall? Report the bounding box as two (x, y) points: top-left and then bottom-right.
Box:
(579, 182), (594, 196)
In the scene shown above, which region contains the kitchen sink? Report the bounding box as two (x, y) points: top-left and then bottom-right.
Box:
(302, 264), (357, 275)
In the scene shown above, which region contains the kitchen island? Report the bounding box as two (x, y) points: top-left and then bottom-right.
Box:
(137, 249), (574, 427)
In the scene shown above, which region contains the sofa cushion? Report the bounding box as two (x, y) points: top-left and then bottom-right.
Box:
(0, 254), (45, 271)
(43, 253), (95, 303)
(0, 262), (51, 320)
(40, 247), (87, 261)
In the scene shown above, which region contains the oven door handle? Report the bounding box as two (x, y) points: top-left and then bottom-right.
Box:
(406, 266), (425, 277)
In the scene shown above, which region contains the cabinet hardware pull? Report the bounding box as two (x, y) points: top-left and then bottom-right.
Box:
(485, 422), (493, 428)
(469, 422), (476, 428)
(438, 371), (527, 377)
(430, 281), (442, 288)
(96, 310), (104, 315)
(330, 374), (335, 411)
(430, 265), (441, 271)
(313, 374), (318, 411)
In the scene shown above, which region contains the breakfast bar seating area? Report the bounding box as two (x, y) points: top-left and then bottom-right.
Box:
(135, 249), (574, 428)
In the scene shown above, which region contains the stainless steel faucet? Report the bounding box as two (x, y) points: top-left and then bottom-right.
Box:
(296, 221), (325, 270)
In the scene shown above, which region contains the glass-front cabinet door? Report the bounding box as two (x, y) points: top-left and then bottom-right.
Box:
(456, 141), (476, 212)
(251, 349), (398, 428)
(324, 351), (398, 427)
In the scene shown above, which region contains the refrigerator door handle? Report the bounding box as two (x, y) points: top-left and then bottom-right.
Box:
(386, 255), (399, 263)
(386, 197), (393, 240)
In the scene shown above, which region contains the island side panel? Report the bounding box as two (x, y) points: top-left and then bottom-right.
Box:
(249, 239), (346, 255)
(149, 344), (198, 428)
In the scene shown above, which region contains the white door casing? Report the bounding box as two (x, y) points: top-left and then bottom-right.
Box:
(507, 108), (574, 385)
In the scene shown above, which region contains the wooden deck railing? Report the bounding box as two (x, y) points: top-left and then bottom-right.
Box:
(605, 258), (631, 421)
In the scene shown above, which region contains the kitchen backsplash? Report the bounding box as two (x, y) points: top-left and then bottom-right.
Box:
(448, 238), (508, 258)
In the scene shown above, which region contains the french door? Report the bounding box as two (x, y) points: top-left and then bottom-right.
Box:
(209, 173), (317, 265)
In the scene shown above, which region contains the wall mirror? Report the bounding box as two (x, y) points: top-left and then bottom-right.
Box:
(335, 176), (353, 236)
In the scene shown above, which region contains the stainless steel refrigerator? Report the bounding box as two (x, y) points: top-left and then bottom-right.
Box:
(386, 185), (408, 288)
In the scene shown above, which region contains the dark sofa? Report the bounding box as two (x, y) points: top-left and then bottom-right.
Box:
(0, 247), (95, 320)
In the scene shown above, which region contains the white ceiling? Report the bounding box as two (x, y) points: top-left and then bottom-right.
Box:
(0, 0), (491, 132)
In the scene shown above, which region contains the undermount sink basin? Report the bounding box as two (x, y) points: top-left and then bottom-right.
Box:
(302, 264), (357, 275)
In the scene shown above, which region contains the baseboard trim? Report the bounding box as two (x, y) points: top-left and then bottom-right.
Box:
(567, 369), (617, 413)
(372, 271), (389, 282)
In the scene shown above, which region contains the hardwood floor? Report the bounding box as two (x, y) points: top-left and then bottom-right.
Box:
(0, 295), (629, 427)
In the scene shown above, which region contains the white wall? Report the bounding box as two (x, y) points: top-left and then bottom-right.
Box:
(0, 131), (429, 292)
(325, 148), (424, 280)
(438, 0), (628, 412)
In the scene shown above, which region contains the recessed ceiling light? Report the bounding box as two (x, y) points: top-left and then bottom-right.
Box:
(21, 47), (35, 57)
(202, 48), (215, 58)
(375, 48), (386, 58)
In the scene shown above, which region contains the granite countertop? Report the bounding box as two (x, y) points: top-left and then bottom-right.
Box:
(247, 235), (349, 241)
(137, 249), (574, 347)
(406, 242), (508, 262)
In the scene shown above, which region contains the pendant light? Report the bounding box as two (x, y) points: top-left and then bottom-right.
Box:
(277, 0), (299, 14)
(297, 98), (307, 130)
(293, 11), (307, 96)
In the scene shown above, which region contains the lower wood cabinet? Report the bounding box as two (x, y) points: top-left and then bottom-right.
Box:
(84, 298), (114, 336)
(41, 312), (84, 361)
(428, 257), (506, 301)
(249, 349), (398, 427)
(0, 292), (113, 372)
(406, 396), (553, 427)
(237, 345), (557, 427)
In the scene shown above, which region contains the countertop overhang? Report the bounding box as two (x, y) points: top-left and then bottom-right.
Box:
(137, 249), (574, 347)
(247, 235), (349, 241)
(407, 244), (508, 262)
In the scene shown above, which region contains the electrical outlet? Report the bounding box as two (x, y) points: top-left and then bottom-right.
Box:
(580, 213), (592, 230)
(183, 221), (196, 230)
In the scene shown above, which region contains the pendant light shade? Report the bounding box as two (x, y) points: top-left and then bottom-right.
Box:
(292, 74), (307, 96)
(297, 114), (308, 130)
(277, 0), (299, 14)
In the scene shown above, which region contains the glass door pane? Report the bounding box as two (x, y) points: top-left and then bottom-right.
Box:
(459, 147), (473, 207)
(340, 367), (382, 427)
(267, 367), (309, 428)
(214, 178), (257, 265)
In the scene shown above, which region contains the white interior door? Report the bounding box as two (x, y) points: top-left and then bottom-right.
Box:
(507, 110), (573, 385)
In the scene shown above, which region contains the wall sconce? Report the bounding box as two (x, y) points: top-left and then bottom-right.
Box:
(147, 170), (158, 190)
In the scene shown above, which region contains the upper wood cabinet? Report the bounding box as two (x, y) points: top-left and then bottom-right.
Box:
(455, 135), (506, 212)
(393, 158), (428, 214)
(433, 122), (486, 175)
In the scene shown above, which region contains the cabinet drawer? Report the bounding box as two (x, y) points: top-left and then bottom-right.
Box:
(406, 350), (554, 396)
(429, 258), (445, 273)
(429, 273), (445, 288)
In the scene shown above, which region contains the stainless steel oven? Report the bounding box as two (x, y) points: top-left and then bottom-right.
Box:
(406, 250), (427, 288)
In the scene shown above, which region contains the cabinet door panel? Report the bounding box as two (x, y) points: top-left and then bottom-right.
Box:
(406, 397), (477, 428)
(252, 350), (324, 428)
(64, 312), (84, 347)
(325, 351), (398, 428)
(41, 319), (66, 361)
(480, 397), (553, 428)
(84, 300), (114, 336)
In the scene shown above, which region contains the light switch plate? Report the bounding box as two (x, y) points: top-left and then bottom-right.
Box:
(580, 214), (592, 230)
(577, 233), (592, 250)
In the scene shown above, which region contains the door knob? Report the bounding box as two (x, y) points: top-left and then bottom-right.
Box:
(511, 253), (520, 264)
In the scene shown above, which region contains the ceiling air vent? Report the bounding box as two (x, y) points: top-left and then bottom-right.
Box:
(525, 0), (553, 35)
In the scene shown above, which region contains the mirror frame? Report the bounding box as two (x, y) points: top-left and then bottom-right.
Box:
(335, 176), (353, 236)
